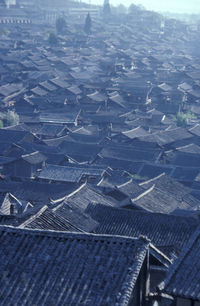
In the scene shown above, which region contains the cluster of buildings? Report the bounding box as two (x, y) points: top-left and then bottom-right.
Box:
(0, 4), (200, 305)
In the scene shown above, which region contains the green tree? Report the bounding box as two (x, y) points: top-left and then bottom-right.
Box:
(172, 112), (196, 127)
(84, 13), (92, 35)
(5, 111), (19, 126)
(48, 32), (58, 45)
(0, 111), (19, 127)
(127, 172), (148, 181)
(56, 17), (66, 34)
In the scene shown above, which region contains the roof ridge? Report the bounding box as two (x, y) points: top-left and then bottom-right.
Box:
(118, 242), (149, 305)
(117, 178), (133, 188)
(123, 126), (142, 133)
(0, 225), (151, 244)
(50, 182), (87, 205)
(22, 151), (39, 158)
(150, 243), (172, 266)
(18, 205), (48, 228)
(139, 173), (165, 186)
(131, 184), (155, 202)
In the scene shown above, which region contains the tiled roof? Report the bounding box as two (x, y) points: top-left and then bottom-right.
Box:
(177, 82), (192, 93)
(159, 226), (200, 300)
(170, 153), (200, 167)
(131, 183), (199, 214)
(122, 126), (149, 139)
(39, 111), (79, 124)
(22, 151), (46, 164)
(19, 206), (84, 232)
(67, 85), (82, 95)
(97, 175), (130, 189)
(0, 181), (81, 204)
(36, 124), (67, 137)
(140, 173), (190, 199)
(108, 92), (126, 108)
(62, 184), (118, 210)
(171, 166), (200, 182)
(38, 164), (83, 183)
(31, 86), (48, 97)
(38, 163), (106, 183)
(158, 83), (173, 92)
(68, 133), (103, 145)
(117, 179), (144, 199)
(0, 193), (28, 215)
(99, 145), (160, 163)
(176, 143), (200, 154)
(19, 202), (99, 232)
(154, 128), (193, 147)
(0, 226), (150, 306)
(0, 83), (21, 97)
(86, 204), (199, 258)
(189, 124), (200, 137)
(59, 141), (102, 159)
(87, 91), (107, 102)
(96, 156), (144, 173)
(39, 81), (57, 92)
(138, 163), (174, 179)
(52, 203), (98, 232)
(0, 129), (33, 144)
(137, 173), (200, 213)
(49, 77), (70, 89)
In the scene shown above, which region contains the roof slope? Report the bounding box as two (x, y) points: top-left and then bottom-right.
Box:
(18, 206), (83, 232)
(159, 226), (200, 300)
(0, 129), (34, 144)
(0, 226), (149, 306)
(136, 174), (200, 214)
(0, 181), (81, 204)
(19, 204), (98, 233)
(61, 184), (118, 210)
(86, 204), (199, 258)
(38, 164), (83, 183)
(118, 179), (144, 199)
(22, 151), (46, 164)
(131, 184), (199, 214)
(140, 173), (190, 199)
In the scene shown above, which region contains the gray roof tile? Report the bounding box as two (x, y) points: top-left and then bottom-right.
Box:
(0, 226), (150, 306)
(86, 204), (199, 259)
(159, 226), (200, 300)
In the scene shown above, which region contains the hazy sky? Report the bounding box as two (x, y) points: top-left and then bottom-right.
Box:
(90, 0), (200, 14)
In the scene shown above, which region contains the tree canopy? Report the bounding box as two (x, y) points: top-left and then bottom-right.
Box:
(0, 111), (19, 127)
(172, 112), (196, 127)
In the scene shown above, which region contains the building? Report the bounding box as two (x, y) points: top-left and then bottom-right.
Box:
(0, 226), (151, 306)
(158, 226), (200, 306)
